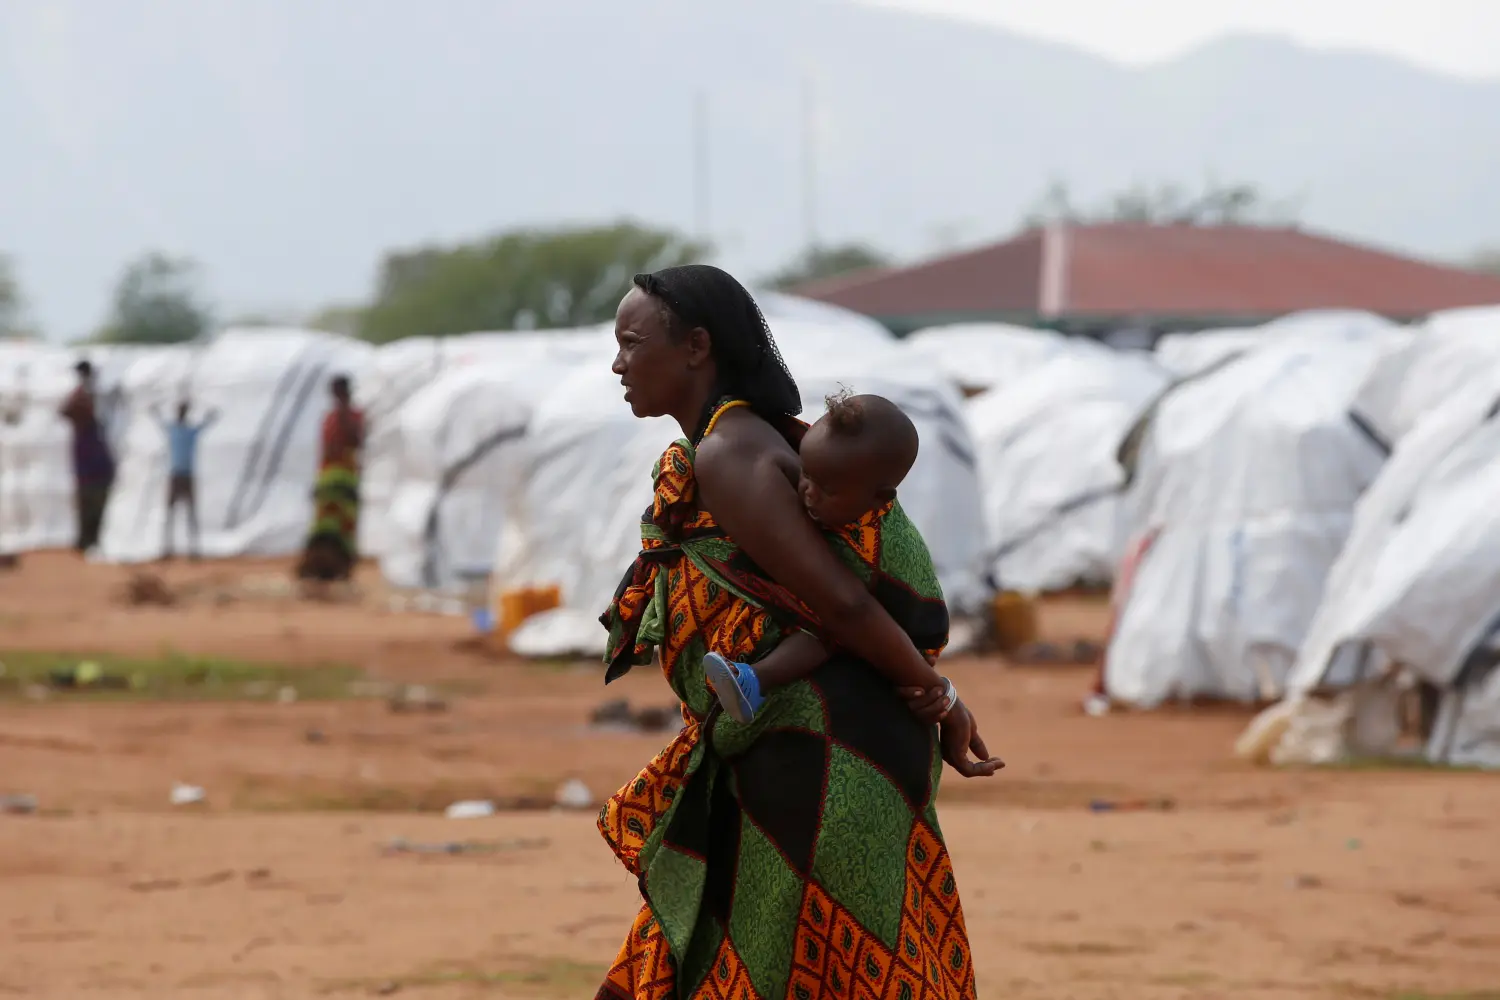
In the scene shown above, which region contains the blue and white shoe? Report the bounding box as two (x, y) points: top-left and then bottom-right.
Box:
(703, 652), (764, 725)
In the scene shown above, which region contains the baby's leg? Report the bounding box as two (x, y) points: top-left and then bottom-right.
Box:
(704, 632), (829, 725)
(747, 631), (829, 689)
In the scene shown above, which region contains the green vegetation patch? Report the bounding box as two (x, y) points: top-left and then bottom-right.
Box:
(0, 649), (364, 702)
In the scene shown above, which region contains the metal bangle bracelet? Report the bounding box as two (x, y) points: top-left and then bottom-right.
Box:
(942, 677), (958, 712)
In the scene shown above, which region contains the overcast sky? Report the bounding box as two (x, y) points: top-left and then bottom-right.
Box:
(872, 0), (1500, 79)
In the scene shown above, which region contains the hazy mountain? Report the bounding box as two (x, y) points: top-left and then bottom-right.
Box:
(2, 0), (1497, 338)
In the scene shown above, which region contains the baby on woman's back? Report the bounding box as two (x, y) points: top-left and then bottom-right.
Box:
(705, 389), (954, 722)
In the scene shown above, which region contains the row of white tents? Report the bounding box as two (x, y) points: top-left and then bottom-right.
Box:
(1102, 306), (1500, 768)
(0, 294), (1149, 614)
(3, 294), (1498, 765)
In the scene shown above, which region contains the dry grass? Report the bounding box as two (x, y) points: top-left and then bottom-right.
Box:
(0, 648), (364, 702)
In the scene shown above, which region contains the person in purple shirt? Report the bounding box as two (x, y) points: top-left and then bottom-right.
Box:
(57, 360), (115, 553)
(151, 399), (218, 560)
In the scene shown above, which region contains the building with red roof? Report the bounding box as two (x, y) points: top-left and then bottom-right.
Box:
(793, 223), (1500, 335)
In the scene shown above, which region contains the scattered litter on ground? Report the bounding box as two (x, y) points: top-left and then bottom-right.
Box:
(1072, 640), (1103, 661)
(47, 661), (130, 691)
(1082, 693), (1111, 717)
(388, 684), (448, 714)
(304, 728), (328, 744)
(1010, 639), (1104, 666)
(588, 698), (680, 733)
(239, 575), (298, 599)
(382, 836), (549, 856)
(554, 779), (593, 811)
(127, 870), (236, 893)
(1087, 797), (1175, 813)
(443, 799), (495, 820)
(123, 572), (177, 607)
(590, 699), (632, 726)
(277, 686), (298, 704)
(385, 591), (464, 616)
(170, 783), (206, 806)
(0, 793), (38, 815)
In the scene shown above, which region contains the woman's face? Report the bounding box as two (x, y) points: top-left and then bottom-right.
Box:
(612, 287), (709, 419)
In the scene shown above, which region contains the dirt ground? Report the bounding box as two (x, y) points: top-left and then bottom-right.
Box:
(2, 553), (1498, 1000)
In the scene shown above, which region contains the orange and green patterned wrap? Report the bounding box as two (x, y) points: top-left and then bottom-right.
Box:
(596, 398), (975, 1000)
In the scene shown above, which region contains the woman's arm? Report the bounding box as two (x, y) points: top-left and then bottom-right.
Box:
(696, 421), (1001, 777)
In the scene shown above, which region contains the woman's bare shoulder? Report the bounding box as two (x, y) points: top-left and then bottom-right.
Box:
(696, 407), (799, 484)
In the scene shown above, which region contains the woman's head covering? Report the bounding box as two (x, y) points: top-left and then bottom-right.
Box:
(633, 264), (801, 423)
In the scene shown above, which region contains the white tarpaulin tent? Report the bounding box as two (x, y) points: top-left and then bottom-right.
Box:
(98, 328), (373, 562)
(494, 323), (991, 658)
(756, 291), (893, 340)
(1102, 312), (1403, 707)
(1152, 308), (1413, 380)
(1152, 327), (1262, 377)
(376, 359), (572, 592)
(1350, 305), (1500, 448)
(0, 341), (99, 552)
(1291, 393), (1500, 692)
(898, 323), (1079, 393)
(0, 342), (173, 553)
(967, 347), (1169, 592)
(1241, 308), (1500, 767)
(361, 299), (881, 586)
(356, 327), (612, 561)
(493, 318), (901, 613)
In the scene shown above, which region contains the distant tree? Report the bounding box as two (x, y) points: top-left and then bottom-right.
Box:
(764, 243), (892, 291)
(1023, 179), (1079, 228)
(305, 304), (366, 338)
(1469, 248), (1500, 276)
(0, 254), (33, 339)
(97, 252), (212, 344)
(224, 311), (300, 328)
(1024, 178), (1297, 228)
(356, 222), (709, 344)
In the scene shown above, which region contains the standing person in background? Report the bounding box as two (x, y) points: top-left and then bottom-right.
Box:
(58, 360), (115, 554)
(296, 374), (365, 583)
(151, 400), (218, 561)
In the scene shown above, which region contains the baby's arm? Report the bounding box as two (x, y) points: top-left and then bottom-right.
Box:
(756, 631), (939, 687)
(751, 630), (832, 690)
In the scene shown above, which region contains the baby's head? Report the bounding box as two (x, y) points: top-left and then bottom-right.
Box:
(798, 389), (919, 529)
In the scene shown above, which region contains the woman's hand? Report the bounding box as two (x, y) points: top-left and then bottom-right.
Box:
(939, 701), (1005, 778)
(901, 685), (951, 724)
(899, 653), (952, 724)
